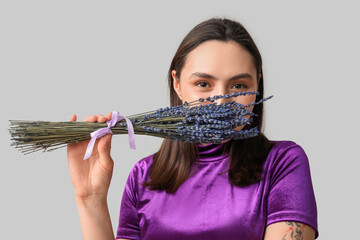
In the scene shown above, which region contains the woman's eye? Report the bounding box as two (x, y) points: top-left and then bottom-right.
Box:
(232, 83), (247, 89)
(195, 81), (247, 89)
(196, 81), (209, 88)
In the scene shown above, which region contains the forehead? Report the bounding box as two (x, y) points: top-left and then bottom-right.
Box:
(182, 40), (257, 78)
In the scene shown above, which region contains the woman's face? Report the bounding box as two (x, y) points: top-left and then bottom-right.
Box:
(172, 40), (260, 144)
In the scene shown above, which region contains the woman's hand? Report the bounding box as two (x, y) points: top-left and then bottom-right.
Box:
(67, 112), (114, 201)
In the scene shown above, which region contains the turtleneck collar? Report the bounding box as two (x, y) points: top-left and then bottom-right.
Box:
(196, 142), (229, 162)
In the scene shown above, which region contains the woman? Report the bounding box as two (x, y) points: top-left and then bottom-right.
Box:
(68, 18), (318, 239)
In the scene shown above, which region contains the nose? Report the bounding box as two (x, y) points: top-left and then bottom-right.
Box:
(214, 88), (232, 105)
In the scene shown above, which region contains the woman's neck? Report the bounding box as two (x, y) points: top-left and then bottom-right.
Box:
(198, 139), (231, 146)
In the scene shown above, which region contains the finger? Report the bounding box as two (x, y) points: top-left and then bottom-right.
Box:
(106, 112), (112, 121)
(84, 115), (97, 122)
(98, 134), (112, 156)
(98, 134), (114, 170)
(98, 114), (106, 123)
(69, 114), (77, 122)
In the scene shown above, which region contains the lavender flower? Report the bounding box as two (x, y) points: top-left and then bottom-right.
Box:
(9, 91), (273, 154)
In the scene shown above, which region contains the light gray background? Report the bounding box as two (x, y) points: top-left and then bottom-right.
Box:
(1, 1), (358, 239)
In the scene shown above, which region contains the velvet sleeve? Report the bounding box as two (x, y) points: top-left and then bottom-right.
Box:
(116, 163), (142, 240)
(266, 142), (319, 238)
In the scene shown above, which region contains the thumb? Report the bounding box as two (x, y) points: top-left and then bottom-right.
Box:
(97, 134), (113, 168)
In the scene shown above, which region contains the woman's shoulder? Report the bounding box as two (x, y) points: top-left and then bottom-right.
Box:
(265, 140), (310, 173)
(268, 140), (307, 157)
(127, 152), (155, 179)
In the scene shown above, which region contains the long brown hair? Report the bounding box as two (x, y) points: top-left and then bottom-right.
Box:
(142, 18), (274, 194)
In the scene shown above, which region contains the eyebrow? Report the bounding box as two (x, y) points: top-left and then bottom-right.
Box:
(189, 72), (254, 81)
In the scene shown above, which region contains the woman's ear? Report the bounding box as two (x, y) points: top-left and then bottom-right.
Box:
(172, 70), (182, 101)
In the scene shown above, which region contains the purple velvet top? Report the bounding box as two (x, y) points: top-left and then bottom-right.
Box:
(116, 140), (318, 239)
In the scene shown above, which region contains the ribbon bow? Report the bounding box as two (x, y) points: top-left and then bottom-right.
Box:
(83, 111), (136, 160)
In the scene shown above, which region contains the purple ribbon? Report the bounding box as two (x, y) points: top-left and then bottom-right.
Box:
(83, 111), (136, 160)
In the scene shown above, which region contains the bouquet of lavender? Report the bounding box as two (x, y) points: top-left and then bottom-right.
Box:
(9, 91), (272, 157)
